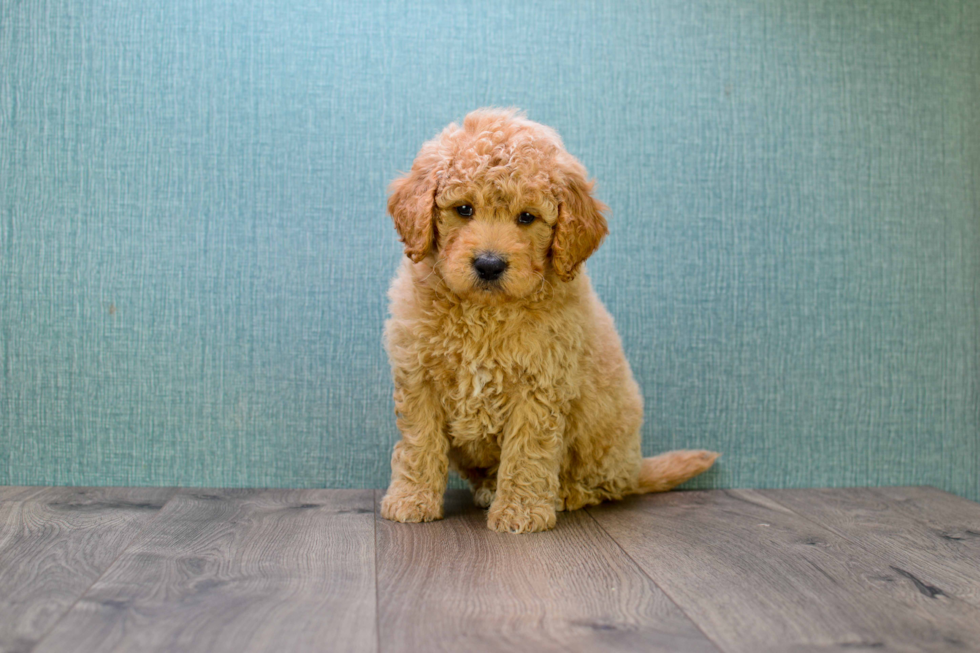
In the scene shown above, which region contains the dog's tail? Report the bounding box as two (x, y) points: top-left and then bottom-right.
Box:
(635, 449), (719, 494)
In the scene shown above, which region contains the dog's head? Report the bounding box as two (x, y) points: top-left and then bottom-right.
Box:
(387, 108), (608, 303)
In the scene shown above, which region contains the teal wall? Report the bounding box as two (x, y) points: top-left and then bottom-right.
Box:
(1, 1), (977, 499)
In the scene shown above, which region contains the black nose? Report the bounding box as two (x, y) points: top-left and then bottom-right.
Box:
(472, 253), (508, 281)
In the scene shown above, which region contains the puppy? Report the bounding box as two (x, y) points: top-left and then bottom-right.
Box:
(381, 109), (718, 533)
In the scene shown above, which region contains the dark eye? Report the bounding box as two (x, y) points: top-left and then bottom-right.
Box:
(455, 205), (474, 218)
(518, 211), (536, 225)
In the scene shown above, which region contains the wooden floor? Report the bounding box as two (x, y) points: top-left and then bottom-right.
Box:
(1, 487), (978, 652)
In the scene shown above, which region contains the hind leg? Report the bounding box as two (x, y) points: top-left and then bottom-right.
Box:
(560, 471), (639, 511)
(468, 471), (497, 508)
(455, 466), (497, 508)
(559, 422), (644, 512)
(449, 449), (498, 508)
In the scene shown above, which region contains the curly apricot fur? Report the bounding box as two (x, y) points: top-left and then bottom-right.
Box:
(383, 109), (718, 533)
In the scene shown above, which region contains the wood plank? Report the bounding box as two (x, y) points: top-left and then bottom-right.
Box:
(869, 486), (980, 535)
(0, 486), (50, 502)
(33, 489), (376, 653)
(760, 487), (980, 609)
(0, 487), (175, 653)
(376, 489), (719, 653)
(588, 489), (980, 653)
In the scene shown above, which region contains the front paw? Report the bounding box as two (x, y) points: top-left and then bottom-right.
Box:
(487, 496), (556, 534)
(380, 488), (443, 523)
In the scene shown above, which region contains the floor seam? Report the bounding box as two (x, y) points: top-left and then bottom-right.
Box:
(584, 503), (728, 653)
(373, 489), (382, 653)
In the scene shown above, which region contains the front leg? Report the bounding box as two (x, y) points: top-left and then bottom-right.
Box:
(487, 401), (564, 534)
(380, 380), (449, 523)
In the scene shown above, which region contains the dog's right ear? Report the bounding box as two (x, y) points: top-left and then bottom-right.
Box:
(387, 139), (443, 263)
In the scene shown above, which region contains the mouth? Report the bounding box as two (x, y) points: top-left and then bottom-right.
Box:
(474, 279), (504, 293)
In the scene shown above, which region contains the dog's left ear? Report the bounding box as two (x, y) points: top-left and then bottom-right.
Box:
(551, 159), (609, 282)
(388, 139), (443, 263)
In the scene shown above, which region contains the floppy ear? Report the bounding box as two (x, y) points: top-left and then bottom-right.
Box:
(387, 140), (443, 263)
(551, 162), (609, 282)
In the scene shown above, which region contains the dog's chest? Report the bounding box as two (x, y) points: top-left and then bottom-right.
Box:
(425, 315), (528, 446)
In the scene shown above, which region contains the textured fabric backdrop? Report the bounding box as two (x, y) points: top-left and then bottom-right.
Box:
(0, 0), (977, 499)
